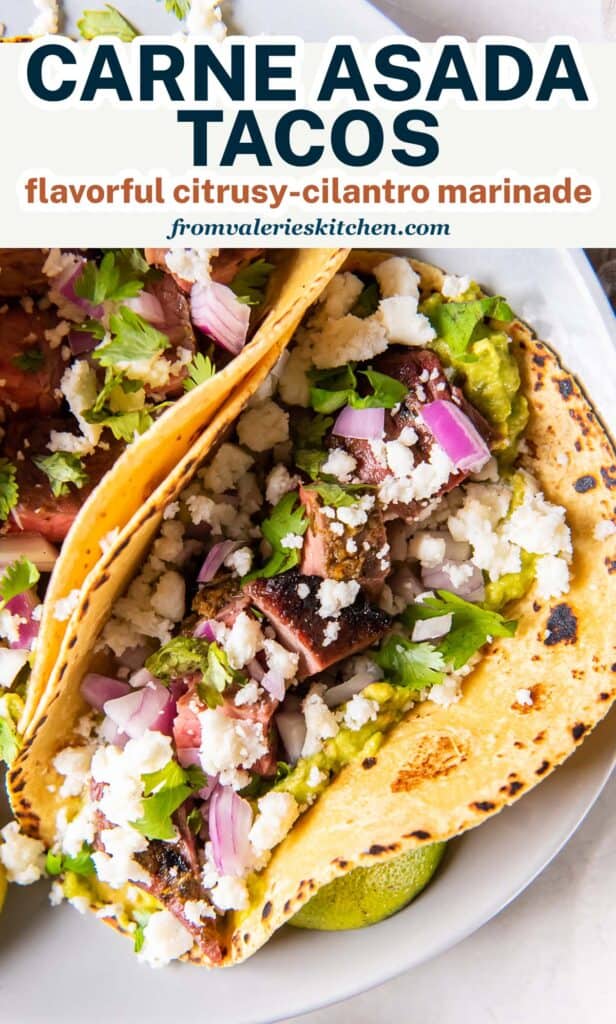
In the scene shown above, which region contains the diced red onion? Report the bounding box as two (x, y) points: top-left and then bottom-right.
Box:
(332, 405), (385, 440)
(411, 613), (453, 643)
(81, 673), (132, 712)
(324, 669), (380, 708)
(275, 709), (306, 764)
(100, 715), (129, 749)
(6, 590), (40, 650)
(0, 648), (30, 689)
(190, 281), (250, 356)
(178, 746), (202, 769)
(198, 776), (217, 801)
(0, 533), (58, 572)
(129, 668), (159, 689)
(52, 258), (103, 319)
(193, 619), (217, 641)
(197, 541), (237, 584)
(208, 785), (254, 877)
(421, 561), (485, 603)
(124, 292), (166, 328)
(421, 400), (490, 473)
(68, 330), (98, 355)
(247, 658), (265, 683)
(261, 669), (285, 702)
(103, 681), (172, 740)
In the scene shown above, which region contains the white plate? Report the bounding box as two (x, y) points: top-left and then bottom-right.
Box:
(1, 2), (615, 1021)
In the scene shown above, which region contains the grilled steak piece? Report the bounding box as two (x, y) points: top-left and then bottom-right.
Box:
(0, 249), (47, 297)
(3, 418), (122, 542)
(145, 274), (196, 398)
(332, 349), (493, 522)
(299, 485), (389, 599)
(0, 305), (64, 414)
(192, 575), (245, 622)
(144, 248), (266, 293)
(244, 569), (390, 679)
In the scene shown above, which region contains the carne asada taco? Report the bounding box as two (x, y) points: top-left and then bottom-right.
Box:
(0, 247), (348, 744)
(5, 251), (615, 967)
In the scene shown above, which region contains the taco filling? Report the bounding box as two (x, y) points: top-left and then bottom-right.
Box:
(5, 254), (582, 967)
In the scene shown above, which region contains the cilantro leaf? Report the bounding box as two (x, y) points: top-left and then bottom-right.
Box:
(351, 281), (379, 319)
(305, 481), (370, 508)
(85, 407), (154, 443)
(75, 252), (144, 305)
(309, 364), (407, 415)
(373, 636), (445, 692)
(77, 319), (106, 342)
(104, 248), (150, 278)
(145, 638), (237, 705)
(229, 258), (274, 306)
(0, 459), (19, 523)
(0, 557), (40, 611)
(244, 492), (308, 581)
(428, 296), (515, 358)
(133, 762), (205, 842)
(77, 5), (139, 41)
(159, 0), (191, 17)
(93, 307), (170, 368)
(11, 347), (44, 373)
(32, 452), (88, 498)
(45, 844), (95, 878)
(0, 715), (21, 765)
(133, 920), (147, 953)
(403, 590), (517, 670)
(294, 448), (326, 480)
(184, 352), (216, 392)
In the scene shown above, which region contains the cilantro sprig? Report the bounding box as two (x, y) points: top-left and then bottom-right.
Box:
(229, 258), (274, 306)
(133, 762), (206, 842)
(93, 307), (170, 367)
(373, 636), (446, 692)
(159, 0), (190, 18)
(184, 352), (216, 392)
(305, 481), (371, 508)
(351, 281), (379, 319)
(0, 459), (19, 522)
(45, 844), (95, 878)
(427, 296), (515, 358)
(32, 452), (88, 499)
(309, 364), (407, 415)
(0, 557), (40, 612)
(75, 251), (144, 306)
(146, 637), (242, 707)
(11, 347), (44, 373)
(402, 591), (517, 670)
(244, 492), (308, 581)
(77, 5), (139, 41)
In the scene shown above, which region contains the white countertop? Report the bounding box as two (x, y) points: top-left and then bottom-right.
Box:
(286, 772), (615, 1024)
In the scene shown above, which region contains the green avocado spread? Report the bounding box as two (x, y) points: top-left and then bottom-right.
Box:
(274, 683), (411, 806)
(422, 293), (529, 461)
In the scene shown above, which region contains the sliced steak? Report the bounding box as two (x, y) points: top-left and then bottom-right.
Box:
(192, 575), (245, 622)
(244, 569), (390, 679)
(3, 417), (122, 542)
(0, 249), (47, 298)
(145, 275), (196, 398)
(299, 485), (389, 599)
(333, 348), (493, 522)
(0, 305), (64, 414)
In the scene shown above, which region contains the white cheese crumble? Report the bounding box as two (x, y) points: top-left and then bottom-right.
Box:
(52, 745), (93, 799)
(234, 682), (261, 707)
(210, 876), (249, 911)
(263, 638), (299, 681)
(441, 274), (471, 298)
(374, 256), (420, 298)
(322, 620), (340, 647)
(301, 691), (339, 757)
(378, 297), (436, 347)
(201, 444), (254, 494)
(165, 248), (213, 284)
(408, 532), (447, 567)
(265, 464), (297, 505)
(60, 361), (102, 447)
(503, 488), (572, 557)
(249, 791), (299, 856)
(594, 519), (616, 540)
(138, 910), (194, 968)
(515, 688), (534, 707)
(321, 449), (357, 483)
(185, 0), (227, 39)
(428, 677), (462, 707)
(29, 0), (59, 36)
(237, 401), (289, 452)
(310, 273), (364, 326)
(310, 315), (389, 369)
(343, 694), (379, 731)
(225, 612), (263, 670)
(184, 899), (216, 924)
(280, 533), (304, 550)
(0, 822), (46, 885)
(297, 582), (310, 599)
(225, 546), (253, 577)
(150, 571), (186, 622)
(317, 579), (359, 619)
(54, 588), (81, 622)
(535, 555), (570, 600)
(307, 765), (326, 788)
(198, 708), (267, 788)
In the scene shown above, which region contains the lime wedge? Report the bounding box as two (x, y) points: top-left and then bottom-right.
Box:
(289, 843), (446, 931)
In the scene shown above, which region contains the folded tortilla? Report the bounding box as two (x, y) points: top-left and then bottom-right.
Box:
(11, 248), (348, 731)
(9, 253), (615, 965)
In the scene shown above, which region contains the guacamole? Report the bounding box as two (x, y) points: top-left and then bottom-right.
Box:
(274, 683), (411, 806)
